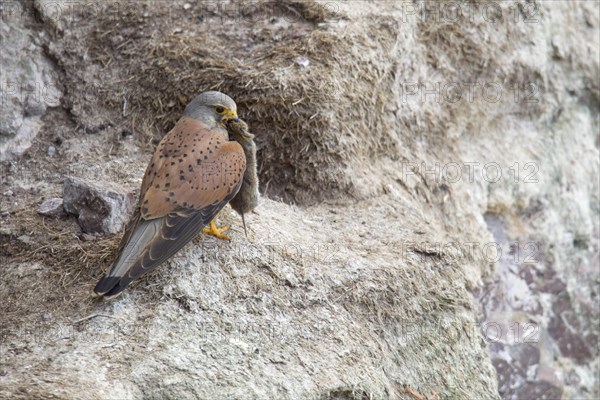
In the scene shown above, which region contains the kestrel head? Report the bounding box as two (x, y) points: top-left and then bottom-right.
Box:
(184, 91), (238, 127)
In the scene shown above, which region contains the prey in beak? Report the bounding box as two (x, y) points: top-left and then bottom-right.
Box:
(223, 110), (238, 125)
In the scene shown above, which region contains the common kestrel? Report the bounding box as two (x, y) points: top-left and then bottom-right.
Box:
(94, 91), (246, 297)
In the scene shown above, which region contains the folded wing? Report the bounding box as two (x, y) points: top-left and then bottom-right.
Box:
(94, 118), (245, 296)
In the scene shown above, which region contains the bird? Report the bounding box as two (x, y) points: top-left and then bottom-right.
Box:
(227, 119), (259, 237)
(94, 91), (246, 297)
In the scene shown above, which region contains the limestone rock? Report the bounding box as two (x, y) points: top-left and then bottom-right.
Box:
(62, 177), (135, 234)
(0, 0), (62, 160)
(36, 197), (66, 219)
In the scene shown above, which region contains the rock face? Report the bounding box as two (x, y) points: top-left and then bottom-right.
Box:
(0, 1), (598, 400)
(63, 177), (135, 234)
(0, 0), (62, 160)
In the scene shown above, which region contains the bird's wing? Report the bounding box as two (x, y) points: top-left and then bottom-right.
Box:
(94, 117), (245, 296)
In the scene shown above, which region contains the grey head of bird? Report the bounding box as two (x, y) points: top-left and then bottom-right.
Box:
(183, 91), (238, 127)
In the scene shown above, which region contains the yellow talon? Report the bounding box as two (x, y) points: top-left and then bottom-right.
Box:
(202, 220), (231, 240)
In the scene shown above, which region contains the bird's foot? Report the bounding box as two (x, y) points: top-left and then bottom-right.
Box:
(202, 220), (231, 240)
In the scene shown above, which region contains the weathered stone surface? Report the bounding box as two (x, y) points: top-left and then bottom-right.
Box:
(0, 1), (598, 399)
(36, 197), (66, 218)
(0, 0), (62, 160)
(482, 211), (599, 399)
(62, 177), (135, 234)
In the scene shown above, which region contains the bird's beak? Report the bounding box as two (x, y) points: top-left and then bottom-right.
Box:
(224, 110), (238, 122)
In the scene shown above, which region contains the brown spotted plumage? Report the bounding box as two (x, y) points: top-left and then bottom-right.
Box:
(94, 91), (245, 297)
(140, 117), (245, 217)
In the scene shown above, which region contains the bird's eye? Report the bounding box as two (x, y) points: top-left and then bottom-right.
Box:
(215, 106), (226, 114)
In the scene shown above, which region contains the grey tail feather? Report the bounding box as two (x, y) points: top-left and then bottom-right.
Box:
(241, 212), (248, 238)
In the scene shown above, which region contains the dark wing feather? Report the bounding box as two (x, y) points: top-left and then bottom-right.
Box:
(95, 181), (241, 296)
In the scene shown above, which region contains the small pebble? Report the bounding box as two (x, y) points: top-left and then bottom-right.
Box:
(48, 145), (56, 156)
(295, 56), (310, 68)
(81, 233), (101, 241)
(17, 235), (33, 244)
(183, 3), (191, 10)
(37, 198), (65, 218)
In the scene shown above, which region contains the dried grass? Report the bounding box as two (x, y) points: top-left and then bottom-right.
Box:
(0, 208), (120, 329)
(49, 0), (406, 204)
